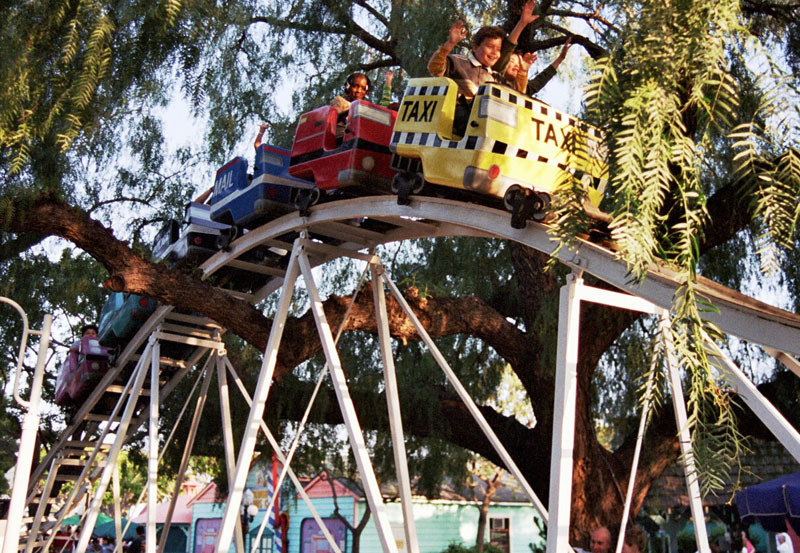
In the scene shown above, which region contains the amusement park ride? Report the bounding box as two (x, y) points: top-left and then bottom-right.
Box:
(3, 77), (800, 553)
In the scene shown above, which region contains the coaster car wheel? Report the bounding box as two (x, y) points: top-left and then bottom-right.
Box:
(504, 185), (532, 229)
(503, 185), (523, 212)
(531, 193), (551, 222)
(216, 226), (239, 252)
(296, 188), (321, 217)
(392, 172), (424, 206)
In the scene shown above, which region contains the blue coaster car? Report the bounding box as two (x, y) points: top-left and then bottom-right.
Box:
(55, 335), (114, 405)
(153, 200), (287, 296)
(97, 292), (159, 348)
(153, 202), (231, 264)
(210, 145), (314, 230)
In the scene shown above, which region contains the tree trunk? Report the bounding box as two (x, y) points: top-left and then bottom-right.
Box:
(476, 473), (501, 551)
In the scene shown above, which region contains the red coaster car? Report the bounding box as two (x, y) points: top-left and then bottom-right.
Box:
(55, 335), (114, 405)
(289, 100), (397, 212)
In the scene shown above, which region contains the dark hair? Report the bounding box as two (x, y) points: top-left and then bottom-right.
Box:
(81, 324), (99, 336)
(135, 526), (145, 536)
(624, 526), (647, 553)
(471, 26), (505, 48)
(344, 72), (372, 95)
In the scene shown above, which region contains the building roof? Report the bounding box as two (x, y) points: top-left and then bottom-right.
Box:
(644, 439), (800, 511)
(303, 473), (362, 499)
(187, 482), (222, 506)
(132, 493), (194, 524)
(133, 481), (201, 524)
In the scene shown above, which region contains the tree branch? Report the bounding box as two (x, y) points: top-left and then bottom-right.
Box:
(354, 0), (389, 28)
(546, 8), (620, 34)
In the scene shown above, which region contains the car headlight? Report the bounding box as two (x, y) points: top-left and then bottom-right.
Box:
(353, 102), (393, 126)
(478, 97), (517, 128)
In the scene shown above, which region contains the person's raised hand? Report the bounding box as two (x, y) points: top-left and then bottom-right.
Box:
(520, 0), (539, 26)
(447, 20), (468, 47)
(520, 51), (538, 72)
(554, 37), (573, 66)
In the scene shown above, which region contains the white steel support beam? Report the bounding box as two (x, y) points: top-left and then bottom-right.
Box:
(108, 355), (218, 553)
(3, 303), (51, 553)
(216, 240), (302, 553)
(249, 254), (375, 550)
(218, 352), (246, 553)
(75, 340), (153, 553)
(40, 346), (147, 553)
(157, 356), (216, 553)
(547, 273), (582, 553)
(576, 286), (663, 315)
(298, 247), (399, 553)
(147, 339), (160, 553)
(371, 263), (420, 553)
(763, 347), (800, 379)
(113, 464), (122, 551)
(223, 358), (344, 553)
(708, 340), (800, 463)
(661, 320), (709, 553)
(25, 457), (59, 553)
(249, 255), (371, 547)
(383, 273), (549, 522)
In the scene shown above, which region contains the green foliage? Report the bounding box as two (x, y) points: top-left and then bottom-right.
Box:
(440, 542), (505, 553)
(593, 317), (664, 450)
(584, 0), (743, 275)
(572, 0), (800, 495)
(527, 515), (547, 553)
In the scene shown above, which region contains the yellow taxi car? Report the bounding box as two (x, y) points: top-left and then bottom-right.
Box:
(389, 77), (608, 228)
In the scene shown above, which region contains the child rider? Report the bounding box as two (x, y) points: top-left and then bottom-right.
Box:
(427, 1), (538, 134)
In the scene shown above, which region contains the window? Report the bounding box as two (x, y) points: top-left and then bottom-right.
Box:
(248, 531), (272, 553)
(489, 517), (510, 553)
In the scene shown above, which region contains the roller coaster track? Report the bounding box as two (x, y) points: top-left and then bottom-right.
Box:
(13, 196), (800, 553)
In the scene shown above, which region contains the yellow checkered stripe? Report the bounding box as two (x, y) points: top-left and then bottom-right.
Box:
(403, 84), (451, 97)
(477, 84), (605, 141)
(391, 130), (607, 189)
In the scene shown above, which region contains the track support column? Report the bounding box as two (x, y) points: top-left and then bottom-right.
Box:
(217, 240), (303, 553)
(75, 340), (153, 553)
(371, 262), (419, 553)
(147, 338), (160, 553)
(2, 299), (51, 553)
(158, 351), (216, 553)
(218, 349), (246, 553)
(661, 318), (710, 553)
(298, 247), (398, 553)
(382, 272), (548, 521)
(546, 272), (582, 553)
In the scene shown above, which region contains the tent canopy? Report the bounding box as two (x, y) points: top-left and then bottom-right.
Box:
(92, 518), (139, 540)
(62, 512), (113, 527)
(736, 471), (800, 534)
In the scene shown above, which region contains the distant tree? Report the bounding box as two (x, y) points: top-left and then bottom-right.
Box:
(325, 471), (371, 553)
(467, 460), (503, 553)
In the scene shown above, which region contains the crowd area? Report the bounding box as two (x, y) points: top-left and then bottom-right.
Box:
(577, 525), (797, 553)
(67, 525), (145, 553)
